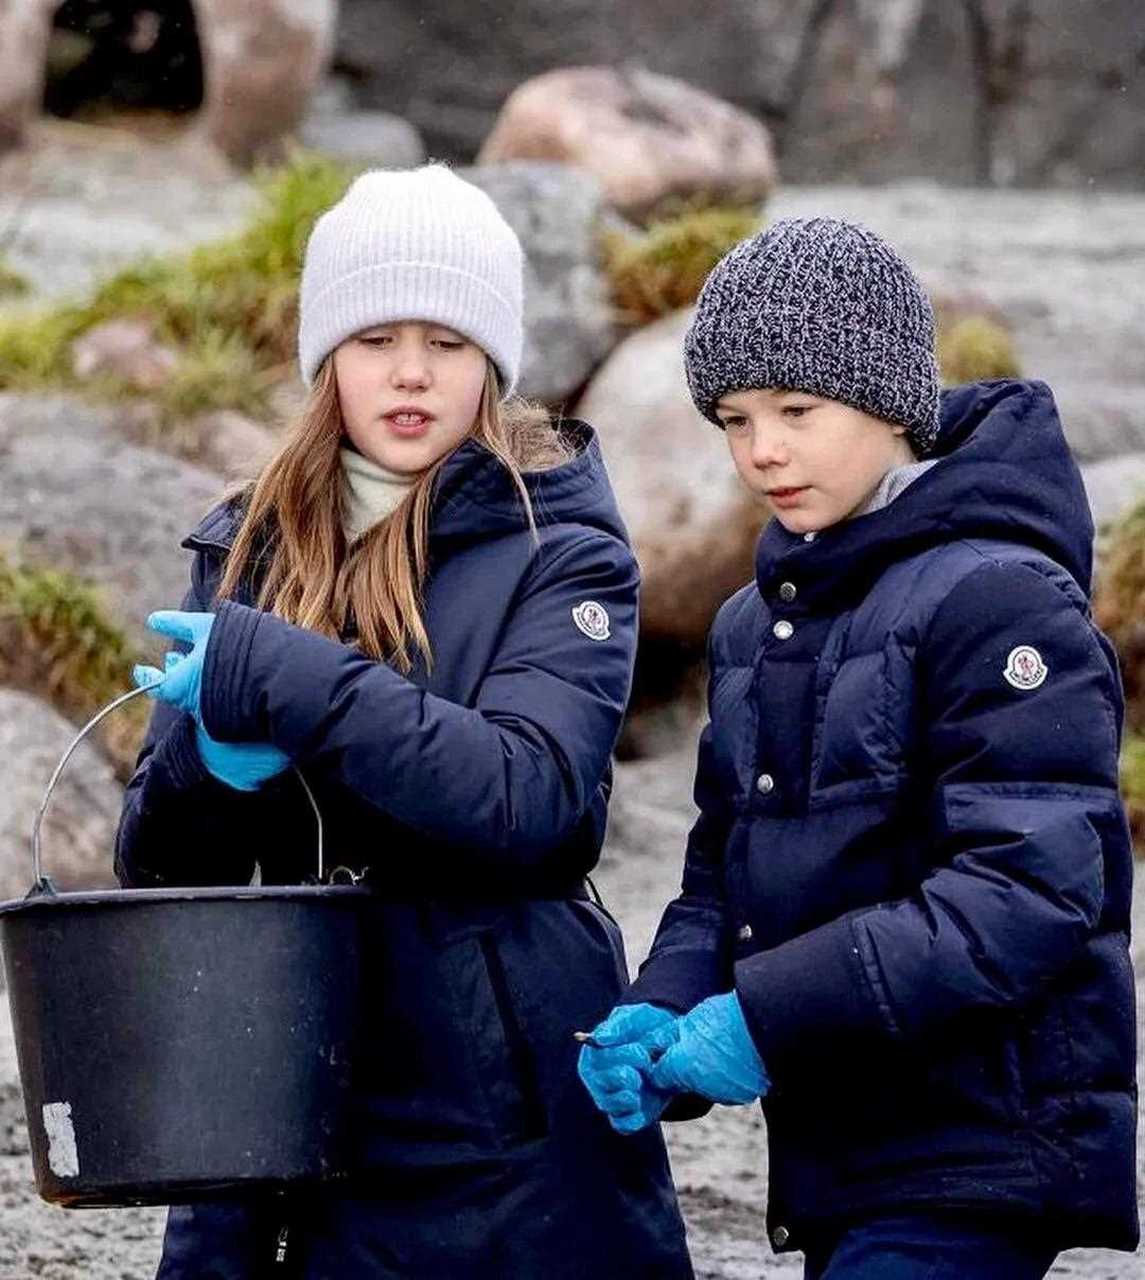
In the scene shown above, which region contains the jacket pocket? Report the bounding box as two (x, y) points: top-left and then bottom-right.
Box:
(458, 931), (547, 1147)
(576, 895), (630, 986)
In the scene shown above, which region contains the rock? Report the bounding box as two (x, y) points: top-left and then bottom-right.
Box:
(0, 0), (55, 152)
(462, 163), (618, 405)
(299, 109), (425, 170)
(783, 0), (1145, 190)
(193, 409), (278, 480)
(1082, 454), (1145, 532)
(0, 393), (226, 652)
(478, 67), (777, 221)
(0, 688), (121, 910)
(191, 0), (337, 167)
(574, 308), (763, 649)
(0, 0), (335, 167)
(70, 319), (179, 392)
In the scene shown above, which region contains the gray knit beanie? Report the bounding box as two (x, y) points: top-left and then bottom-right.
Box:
(684, 217), (940, 454)
(298, 164), (524, 394)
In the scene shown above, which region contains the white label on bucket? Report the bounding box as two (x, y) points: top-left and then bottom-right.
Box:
(42, 1102), (79, 1178)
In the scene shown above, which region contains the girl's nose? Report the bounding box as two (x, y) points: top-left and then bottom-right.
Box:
(391, 345), (430, 389)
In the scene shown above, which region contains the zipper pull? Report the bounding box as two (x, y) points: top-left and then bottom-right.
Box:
(274, 1224), (290, 1266)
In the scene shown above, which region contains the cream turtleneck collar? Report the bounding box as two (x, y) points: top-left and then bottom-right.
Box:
(340, 444), (415, 542)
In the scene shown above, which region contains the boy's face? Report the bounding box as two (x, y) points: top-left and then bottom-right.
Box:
(715, 388), (915, 534)
(333, 321), (488, 473)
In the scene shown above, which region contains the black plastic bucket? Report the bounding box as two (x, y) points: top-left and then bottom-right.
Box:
(0, 687), (372, 1207)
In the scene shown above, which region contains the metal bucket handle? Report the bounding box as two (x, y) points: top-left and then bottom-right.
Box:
(30, 685), (325, 893)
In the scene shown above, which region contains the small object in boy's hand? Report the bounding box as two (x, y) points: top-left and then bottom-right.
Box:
(573, 1031), (604, 1048)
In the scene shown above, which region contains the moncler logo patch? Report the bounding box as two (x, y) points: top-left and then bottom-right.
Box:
(1004, 645), (1048, 691)
(572, 600), (611, 641)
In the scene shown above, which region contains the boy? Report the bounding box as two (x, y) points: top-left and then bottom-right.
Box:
(580, 218), (1138, 1279)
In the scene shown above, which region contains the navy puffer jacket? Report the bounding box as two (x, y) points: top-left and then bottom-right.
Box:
(627, 381), (1138, 1256)
(115, 423), (692, 1279)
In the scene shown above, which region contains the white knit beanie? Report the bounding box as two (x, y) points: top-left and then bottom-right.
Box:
(298, 164), (524, 394)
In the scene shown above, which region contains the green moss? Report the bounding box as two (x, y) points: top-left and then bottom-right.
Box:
(0, 305), (90, 387)
(1121, 735), (1145, 850)
(1094, 499), (1145, 736)
(936, 314), (1021, 385)
(0, 548), (148, 773)
(1095, 499), (1145, 629)
(0, 148), (355, 417)
(603, 204), (763, 326)
(0, 256), (30, 299)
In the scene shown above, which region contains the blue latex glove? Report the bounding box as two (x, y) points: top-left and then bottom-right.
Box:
(133, 609), (215, 726)
(135, 621), (290, 792)
(577, 1003), (678, 1134)
(646, 991), (770, 1106)
(195, 724), (290, 792)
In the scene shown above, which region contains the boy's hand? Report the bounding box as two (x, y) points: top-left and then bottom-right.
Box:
(647, 991), (770, 1106)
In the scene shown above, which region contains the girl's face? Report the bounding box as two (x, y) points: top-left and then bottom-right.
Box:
(333, 321), (488, 473)
(716, 388), (916, 534)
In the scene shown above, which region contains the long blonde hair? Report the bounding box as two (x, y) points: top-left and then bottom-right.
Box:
(215, 359), (572, 672)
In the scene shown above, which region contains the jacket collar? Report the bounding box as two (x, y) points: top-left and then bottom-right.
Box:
(182, 420), (627, 554)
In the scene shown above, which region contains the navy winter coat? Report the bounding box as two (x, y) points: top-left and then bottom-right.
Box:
(115, 423), (693, 1279)
(626, 380), (1138, 1255)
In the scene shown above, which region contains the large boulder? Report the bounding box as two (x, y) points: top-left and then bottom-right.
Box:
(1081, 455), (1145, 533)
(478, 67), (777, 221)
(0, 393), (225, 652)
(192, 0), (337, 166)
(462, 164), (618, 405)
(783, 0), (1145, 188)
(0, 0), (55, 152)
(0, 688), (121, 910)
(574, 308), (762, 650)
(0, 0), (335, 166)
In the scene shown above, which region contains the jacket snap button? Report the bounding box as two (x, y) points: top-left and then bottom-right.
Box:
(756, 772), (775, 795)
(737, 923), (753, 942)
(779, 581), (797, 602)
(773, 620), (794, 641)
(773, 1226), (790, 1247)
(803, 531), (816, 542)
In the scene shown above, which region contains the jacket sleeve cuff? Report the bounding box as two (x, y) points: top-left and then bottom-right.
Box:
(201, 599), (263, 742)
(150, 712), (216, 791)
(733, 914), (887, 1078)
(622, 947), (728, 1014)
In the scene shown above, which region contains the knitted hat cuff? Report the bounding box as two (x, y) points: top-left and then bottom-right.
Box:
(299, 261), (522, 394)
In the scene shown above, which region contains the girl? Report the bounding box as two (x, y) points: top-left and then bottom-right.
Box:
(578, 217), (1138, 1278)
(116, 164), (693, 1279)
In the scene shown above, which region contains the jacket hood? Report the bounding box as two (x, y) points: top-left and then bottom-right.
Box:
(182, 419), (630, 554)
(755, 379), (1095, 609)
